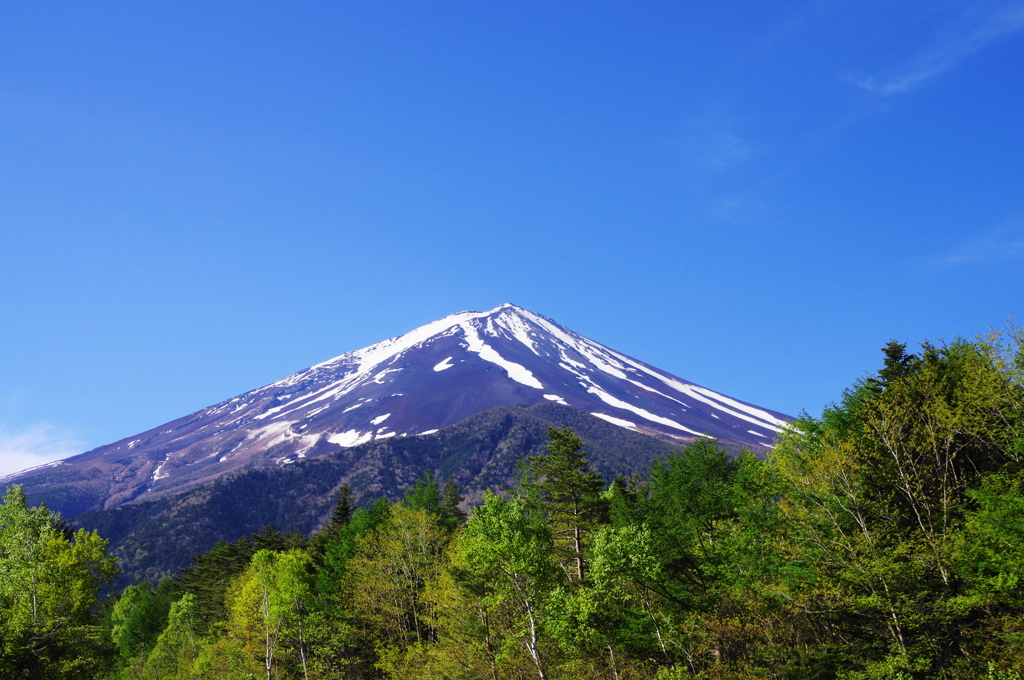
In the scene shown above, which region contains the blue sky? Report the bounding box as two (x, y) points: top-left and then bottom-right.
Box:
(3, 1), (1023, 476)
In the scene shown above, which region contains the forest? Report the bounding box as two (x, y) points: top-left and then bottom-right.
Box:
(3, 329), (1024, 680)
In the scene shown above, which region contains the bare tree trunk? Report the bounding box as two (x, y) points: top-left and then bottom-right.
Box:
(641, 590), (672, 666)
(607, 643), (620, 680)
(479, 607), (500, 680)
(525, 599), (546, 680)
(574, 524), (584, 581)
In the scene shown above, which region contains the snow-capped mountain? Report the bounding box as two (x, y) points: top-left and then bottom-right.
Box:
(3, 304), (790, 514)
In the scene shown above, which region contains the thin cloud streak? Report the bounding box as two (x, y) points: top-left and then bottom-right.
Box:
(0, 423), (85, 479)
(858, 2), (1024, 95)
(938, 219), (1024, 265)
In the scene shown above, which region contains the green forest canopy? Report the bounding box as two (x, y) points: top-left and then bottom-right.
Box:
(3, 328), (1024, 679)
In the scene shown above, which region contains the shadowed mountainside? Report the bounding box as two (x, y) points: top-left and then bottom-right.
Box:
(73, 403), (688, 585)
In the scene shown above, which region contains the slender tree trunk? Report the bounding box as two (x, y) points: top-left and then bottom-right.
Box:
(510, 575), (547, 680)
(524, 599), (546, 680)
(641, 590), (672, 666)
(478, 606), (500, 680)
(574, 524), (584, 581)
(296, 613), (309, 680)
(607, 643), (620, 680)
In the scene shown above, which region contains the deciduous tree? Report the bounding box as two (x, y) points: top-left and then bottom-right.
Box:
(0, 485), (118, 679)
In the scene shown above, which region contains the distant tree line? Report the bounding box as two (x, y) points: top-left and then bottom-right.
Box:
(3, 327), (1024, 678)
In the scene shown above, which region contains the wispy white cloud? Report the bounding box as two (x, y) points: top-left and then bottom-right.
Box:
(858, 2), (1024, 95)
(937, 218), (1024, 265)
(697, 130), (755, 173)
(676, 115), (758, 175)
(0, 423), (84, 479)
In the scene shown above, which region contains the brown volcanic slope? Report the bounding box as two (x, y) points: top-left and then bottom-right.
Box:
(4, 304), (790, 519)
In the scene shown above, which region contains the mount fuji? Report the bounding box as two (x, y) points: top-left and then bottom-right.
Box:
(3, 304), (790, 518)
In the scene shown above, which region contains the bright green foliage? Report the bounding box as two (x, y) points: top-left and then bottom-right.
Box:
(226, 548), (315, 680)
(139, 592), (202, 679)
(770, 333), (1024, 678)
(957, 472), (1024, 668)
(962, 473), (1024, 598)
(109, 579), (173, 664)
(450, 491), (560, 680)
(173, 523), (307, 630)
(189, 633), (250, 680)
(12, 330), (1024, 680)
(570, 522), (672, 674)
(0, 485), (119, 679)
(346, 503), (449, 671)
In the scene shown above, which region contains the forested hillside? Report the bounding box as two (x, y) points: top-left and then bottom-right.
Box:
(3, 329), (1024, 679)
(70, 403), (682, 587)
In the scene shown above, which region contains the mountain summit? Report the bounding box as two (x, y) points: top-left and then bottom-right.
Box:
(4, 304), (789, 515)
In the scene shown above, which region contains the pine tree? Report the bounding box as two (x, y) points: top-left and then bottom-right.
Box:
(521, 427), (607, 581)
(310, 483), (356, 556)
(404, 470), (442, 513)
(876, 339), (920, 388)
(329, 483), (356, 529)
(439, 477), (467, 532)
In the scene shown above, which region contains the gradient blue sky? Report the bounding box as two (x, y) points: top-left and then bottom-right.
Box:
(3, 1), (1024, 476)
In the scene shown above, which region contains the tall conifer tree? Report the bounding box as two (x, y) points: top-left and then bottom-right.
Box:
(521, 427), (607, 581)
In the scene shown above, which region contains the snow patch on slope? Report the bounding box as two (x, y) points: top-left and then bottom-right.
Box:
(592, 413), (638, 429)
(460, 323), (543, 389)
(519, 309), (629, 380)
(496, 308), (541, 355)
(261, 309), (503, 419)
(601, 349), (786, 432)
(328, 430), (373, 447)
(585, 384), (708, 437)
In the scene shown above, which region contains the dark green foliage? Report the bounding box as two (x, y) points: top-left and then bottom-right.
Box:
(645, 438), (741, 607)
(309, 483), (356, 558)
(439, 476), (467, 531)
(316, 496), (392, 597)
(172, 523), (305, 629)
(73, 404), (679, 585)
(13, 331), (1024, 680)
(606, 472), (647, 528)
(402, 471), (468, 533)
(3, 466), (112, 520)
(877, 339), (921, 388)
(520, 427), (608, 581)
(403, 469), (442, 512)
(328, 482), (356, 529)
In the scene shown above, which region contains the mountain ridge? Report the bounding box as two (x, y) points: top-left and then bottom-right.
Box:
(5, 304), (790, 519)
(72, 403), (684, 585)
